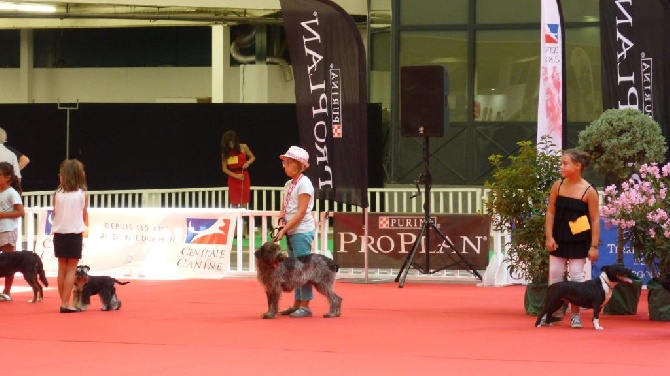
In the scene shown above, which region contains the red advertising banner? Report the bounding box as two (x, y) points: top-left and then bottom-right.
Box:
(333, 213), (490, 270)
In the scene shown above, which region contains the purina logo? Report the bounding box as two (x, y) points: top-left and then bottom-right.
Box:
(545, 23), (560, 44)
(185, 218), (231, 245)
(378, 216), (437, 230)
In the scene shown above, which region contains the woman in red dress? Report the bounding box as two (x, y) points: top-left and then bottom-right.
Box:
(221, 131), (255, 208)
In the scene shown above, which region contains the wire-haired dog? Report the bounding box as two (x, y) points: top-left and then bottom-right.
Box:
(0, 251), (48, 303)
(73, 265), (129, 311)
(254, 241), (342, 319)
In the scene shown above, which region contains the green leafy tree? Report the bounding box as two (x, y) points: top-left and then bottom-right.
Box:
(485, 136), (561, 283)
(578, 108), (668, 263)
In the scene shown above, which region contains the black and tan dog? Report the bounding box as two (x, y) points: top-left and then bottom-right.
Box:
(254, 241), (342, 319)
(535, 264), (633, 330)
(0, 251), (48, 303)
(73, 265), (129, 311)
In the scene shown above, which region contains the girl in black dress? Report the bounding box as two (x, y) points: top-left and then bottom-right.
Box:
(544, 149), (600, 328)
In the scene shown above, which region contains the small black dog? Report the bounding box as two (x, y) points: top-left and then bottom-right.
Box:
(535, 264), (633, 330)
(0, 251), (49, 303)
(73, 265), (129, 311)
(254, 241), (342, 319)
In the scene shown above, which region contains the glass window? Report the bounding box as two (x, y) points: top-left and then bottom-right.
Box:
(400, 31), (468, 121)
(565, 26), (602, 121)
(476, 0), (539, 24)
(561, 0), (599, 23)
(400, 0), (469, 25)
(475, 29), (539, 122)
(370, 30), (392, 109)
(0, 30), (20, 68)
(33, 27), (211, 68)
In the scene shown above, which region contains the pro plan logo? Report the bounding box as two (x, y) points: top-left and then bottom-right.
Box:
(378, 216), (436, 230)
(545, 23), (560, 44)
(185, 218), (231, 245)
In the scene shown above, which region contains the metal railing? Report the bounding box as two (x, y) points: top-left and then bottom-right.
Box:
(22, 186), (486, 214)
(20, 186), (489, 282)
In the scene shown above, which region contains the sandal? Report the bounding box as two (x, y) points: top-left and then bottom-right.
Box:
(59, 307), (82, 313)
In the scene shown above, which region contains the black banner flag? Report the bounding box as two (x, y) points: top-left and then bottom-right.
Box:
(600, 0), (670, 156)
(280, 0), (369, 208)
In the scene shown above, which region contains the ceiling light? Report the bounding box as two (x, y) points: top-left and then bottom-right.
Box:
(0, 2), (57, 13)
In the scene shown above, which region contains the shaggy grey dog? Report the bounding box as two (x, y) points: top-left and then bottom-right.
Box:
(254, 241), (342, 319)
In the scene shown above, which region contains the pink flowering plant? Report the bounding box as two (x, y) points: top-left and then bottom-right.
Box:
(601, 162), (670, 278)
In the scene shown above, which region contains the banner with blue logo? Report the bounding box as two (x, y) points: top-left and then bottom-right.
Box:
(538, 0), (566, 149)
(35, 208), (239, 279)
(591, 219), (652, 284)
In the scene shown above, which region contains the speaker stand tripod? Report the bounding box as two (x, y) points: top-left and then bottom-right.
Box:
(394, 137), (483, 288)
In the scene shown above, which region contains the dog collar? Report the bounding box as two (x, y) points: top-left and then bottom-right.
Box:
(600, 272), (615, 292)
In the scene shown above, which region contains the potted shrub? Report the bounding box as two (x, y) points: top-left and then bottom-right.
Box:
(601, 162), (670, 320)
(485, 136), (561, 315)
(578, 108), (668, 315)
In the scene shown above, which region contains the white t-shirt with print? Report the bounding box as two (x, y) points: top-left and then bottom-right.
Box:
(283, 175), (315, 235)
(0, 186), (22, 232)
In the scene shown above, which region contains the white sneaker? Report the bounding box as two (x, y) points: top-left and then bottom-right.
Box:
(570, 314), (582, 329)
(0, 293), (11, 301)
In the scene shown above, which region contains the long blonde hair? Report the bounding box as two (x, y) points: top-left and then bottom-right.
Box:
(58, 159), (87, 192)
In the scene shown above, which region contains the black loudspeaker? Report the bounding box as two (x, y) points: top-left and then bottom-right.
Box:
(401, 65), (449, 138)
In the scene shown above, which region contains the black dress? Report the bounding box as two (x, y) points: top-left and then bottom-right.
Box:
(551, 181), (594, 259)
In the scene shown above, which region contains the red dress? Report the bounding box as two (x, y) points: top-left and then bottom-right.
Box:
(225, 150), (251, 206)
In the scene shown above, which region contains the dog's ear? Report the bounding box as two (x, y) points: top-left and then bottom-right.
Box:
(83, 265), (91, 271)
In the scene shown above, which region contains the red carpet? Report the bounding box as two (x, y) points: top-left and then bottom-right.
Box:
(2, 278), (669, 375)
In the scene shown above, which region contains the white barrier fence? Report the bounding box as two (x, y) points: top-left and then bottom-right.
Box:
(18, 186), (504, 283)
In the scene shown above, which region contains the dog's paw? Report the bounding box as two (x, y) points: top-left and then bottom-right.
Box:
(261, 312), (276, 319)
(28, 298), (43, 303)
(593, 319), (604, 330)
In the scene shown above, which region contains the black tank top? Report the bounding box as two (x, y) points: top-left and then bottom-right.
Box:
(552, 180), (593, 243)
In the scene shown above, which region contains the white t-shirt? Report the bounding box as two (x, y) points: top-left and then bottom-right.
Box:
(0, 186), (22, 232)
(0, 144), (21, 179)
(283, 175), (315, 235)
(52, 189), (87, 234)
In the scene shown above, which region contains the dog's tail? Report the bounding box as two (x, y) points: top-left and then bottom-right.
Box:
(113, 279), (130, 285)
(326, 259), (340, 273)
(35, 254), (49, 287)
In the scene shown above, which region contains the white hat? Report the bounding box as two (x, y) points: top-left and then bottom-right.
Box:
(280, 146), (310, 169)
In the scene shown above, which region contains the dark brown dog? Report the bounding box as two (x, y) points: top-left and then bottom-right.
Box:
(0, 251), (48, 303)
(254, 241), (342, 319)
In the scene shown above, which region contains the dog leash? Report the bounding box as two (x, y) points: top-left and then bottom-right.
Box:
(270, 226), (284, 243)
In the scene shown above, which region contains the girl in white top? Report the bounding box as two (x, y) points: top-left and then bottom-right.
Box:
(274, 146), (316, 318)
(52, 159), (89, 313)
(0, 162), (24, 300)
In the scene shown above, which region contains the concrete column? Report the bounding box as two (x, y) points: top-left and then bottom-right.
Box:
(19, 29), (34, 103)
(211, 24), (230, 103)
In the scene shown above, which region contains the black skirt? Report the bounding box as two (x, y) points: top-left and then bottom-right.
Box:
(53, 233), (83, 259)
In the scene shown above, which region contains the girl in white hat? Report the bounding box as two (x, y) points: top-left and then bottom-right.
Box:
(275, 146), (316, 318)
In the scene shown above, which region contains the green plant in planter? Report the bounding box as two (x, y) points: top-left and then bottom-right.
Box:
(578, 108), (667, 263)
(485, 136), (561, 285)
